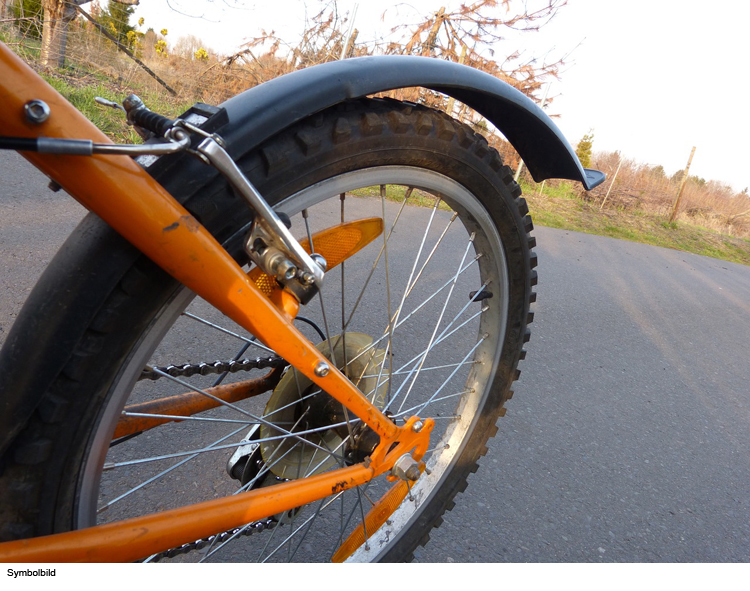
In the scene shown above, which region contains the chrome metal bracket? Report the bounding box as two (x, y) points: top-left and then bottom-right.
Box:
(196, 137), (326, 290)
(92, 128), (191, 155)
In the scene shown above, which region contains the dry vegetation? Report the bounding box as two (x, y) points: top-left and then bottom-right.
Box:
(2, 1), (566, 102)
(582, 152), (750, 238)
(1, 0), (748, 262)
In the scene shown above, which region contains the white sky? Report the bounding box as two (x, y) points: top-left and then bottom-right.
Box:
(132, 0), (750, 192)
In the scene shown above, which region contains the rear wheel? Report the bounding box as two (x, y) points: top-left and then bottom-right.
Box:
(0, 99), (536, 562)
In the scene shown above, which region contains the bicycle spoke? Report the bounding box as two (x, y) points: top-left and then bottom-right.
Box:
(413, 337), (486, 418)
(339, 189), (410, 336)
(103, 419), (351, 470)
(394, 233), (475, 413)
(361, 360), (479, 379)
(119, 411), (275, 427)
(395, 391), (472, 419)
(181, 312), (274, 354)
(260, 492), (343, 562)
(342, 255), (481, 370)
(98, 426), (247, 513)
(87, 151), (513, 564)
(211, 341), (252, 387)
(144, 367), (344, 460)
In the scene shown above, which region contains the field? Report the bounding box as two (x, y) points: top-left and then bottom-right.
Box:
(523, 181), (750, 266)
(2, 16), (748, 266)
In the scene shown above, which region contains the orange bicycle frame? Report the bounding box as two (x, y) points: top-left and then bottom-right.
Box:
(0, 42), (430, 562)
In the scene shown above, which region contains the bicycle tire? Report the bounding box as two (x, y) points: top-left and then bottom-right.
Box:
(0, 98), (536, 562)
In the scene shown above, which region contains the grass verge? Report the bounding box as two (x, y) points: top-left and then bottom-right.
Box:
(41, 69), (194, 143)
(522, 181), (750, 266)
(38, 64), (749, 267)
(355, 180), (750, 266)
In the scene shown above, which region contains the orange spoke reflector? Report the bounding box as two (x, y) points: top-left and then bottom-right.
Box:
(248, 217), (384, 297)
(332, 467), (422, 563)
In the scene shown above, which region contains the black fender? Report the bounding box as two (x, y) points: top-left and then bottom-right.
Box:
(218, 55), (605, 190)
(0, 57), (600, 456)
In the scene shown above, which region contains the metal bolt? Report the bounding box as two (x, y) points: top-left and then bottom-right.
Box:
(122, 94), (144, 111)
(412, 420), (424, 433)
(24, 100), (50, 124)
(310, 252), (328, 272)
(392, 453), (420, 482)
(277, 260), (298, 282)
(314, 361), (330, 377)
(265, 250), (297, 282)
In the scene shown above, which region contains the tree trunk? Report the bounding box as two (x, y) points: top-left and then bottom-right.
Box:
(40, 0), (89, 68)
(421, 7), (445, 56)
(40, 0), (66, 67)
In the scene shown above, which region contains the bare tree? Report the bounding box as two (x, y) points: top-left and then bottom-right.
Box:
(173, 34), (205, 59)
(388, 0), (568, 101)
(235, 2), (369, 81)
(209, 0), (568, 109)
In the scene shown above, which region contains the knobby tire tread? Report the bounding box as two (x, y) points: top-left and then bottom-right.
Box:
(0, 98), (536, 562)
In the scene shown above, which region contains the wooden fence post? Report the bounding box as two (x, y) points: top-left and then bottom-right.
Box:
(669, 146), (696, 223)
(600, 157), (623, 210)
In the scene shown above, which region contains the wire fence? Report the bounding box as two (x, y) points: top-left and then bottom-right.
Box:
(1, 2), (267, 103)
(2, 2), (748, 236)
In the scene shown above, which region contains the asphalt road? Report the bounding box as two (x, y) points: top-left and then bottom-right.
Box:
(418, 220), (750, 562)
(1, 150), (749, 562)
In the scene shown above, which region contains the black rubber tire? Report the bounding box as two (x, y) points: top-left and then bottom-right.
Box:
(0, 98), (536, 561)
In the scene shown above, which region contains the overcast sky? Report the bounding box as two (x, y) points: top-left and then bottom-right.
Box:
(133, 0), (750, 192)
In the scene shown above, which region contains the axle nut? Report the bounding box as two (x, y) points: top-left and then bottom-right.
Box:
(392, 453), (420, 482)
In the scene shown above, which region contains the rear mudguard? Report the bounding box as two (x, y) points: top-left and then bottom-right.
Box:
(217, 55), (605, 190)
(0, 56), (600, 456)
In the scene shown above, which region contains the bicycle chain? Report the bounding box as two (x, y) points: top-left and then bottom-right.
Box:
(139, 355), (288, 381)
(134, 355), (289, 559)
(148, 518), (278, 562)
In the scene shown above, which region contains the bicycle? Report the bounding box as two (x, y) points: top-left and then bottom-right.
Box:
(0, 41), (604, 562)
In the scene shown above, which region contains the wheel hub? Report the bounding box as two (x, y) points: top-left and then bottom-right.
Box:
(259, 332), (389, 479)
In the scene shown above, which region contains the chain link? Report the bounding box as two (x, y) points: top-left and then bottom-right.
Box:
(135, 355), (288, 559)
(148, 518), (278, 562)
(139, 355), (287, 381)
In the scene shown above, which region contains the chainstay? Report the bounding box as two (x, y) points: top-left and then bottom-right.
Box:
(139, 355), (288, 381)
(147, 518), (278, 562)
(137, 357), (288, 560)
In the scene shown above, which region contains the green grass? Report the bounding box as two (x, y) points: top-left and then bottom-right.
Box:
(351, 185), (452, 210)
(44, 76), (141, 142)
(522, 180), (750, 266)
(42, 70), (194, 143)
(348, 179), (750, 266)
(0, 26), (42, 61)
(39, 62), (749, 267)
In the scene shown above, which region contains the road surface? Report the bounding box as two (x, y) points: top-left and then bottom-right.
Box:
(1, 150), (749, 562)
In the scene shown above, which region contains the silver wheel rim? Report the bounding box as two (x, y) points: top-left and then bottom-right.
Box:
(77, 166), (510, 562)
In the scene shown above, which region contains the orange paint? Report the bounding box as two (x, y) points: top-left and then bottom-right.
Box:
(113, 369), (282, 439)
(0, 464), (374, 562)
(0, 42), (397, 441)
(0, 42), (433, 563)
